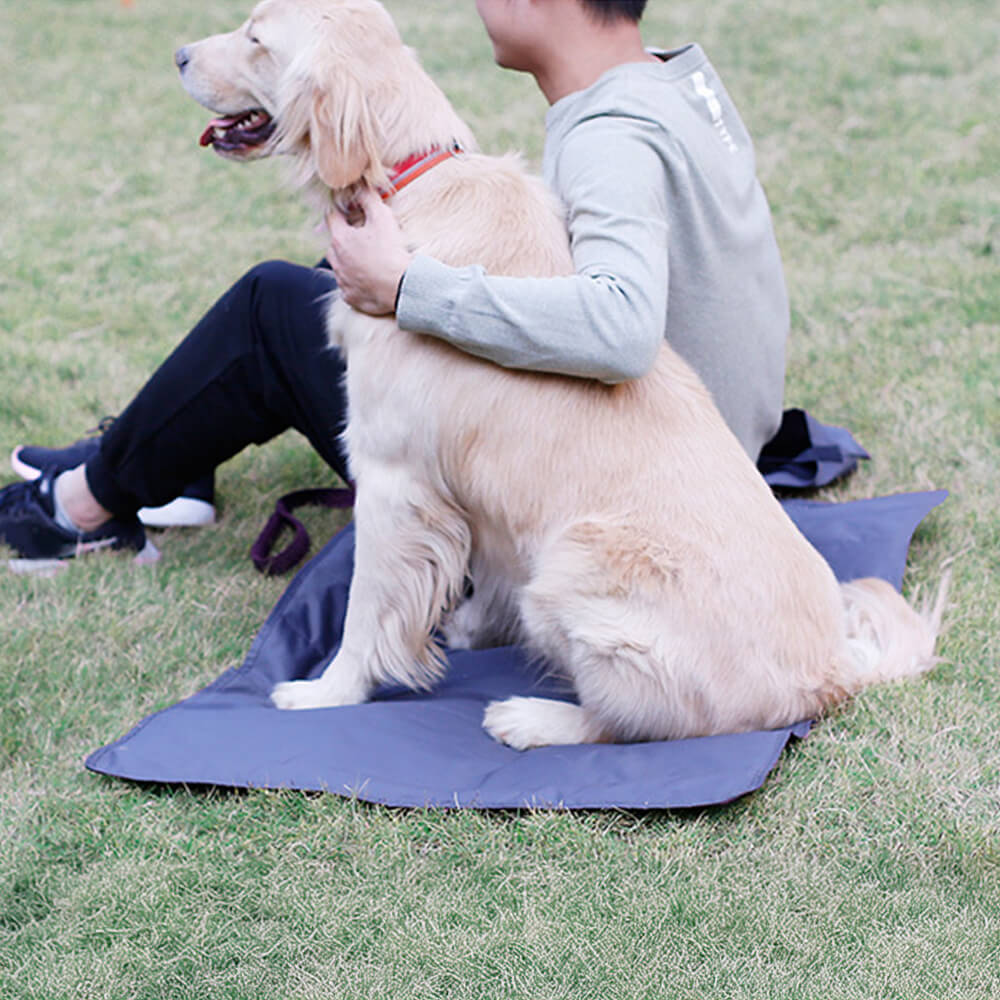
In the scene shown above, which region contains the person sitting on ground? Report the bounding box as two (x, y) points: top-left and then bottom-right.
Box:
(0, 0), (788, 569)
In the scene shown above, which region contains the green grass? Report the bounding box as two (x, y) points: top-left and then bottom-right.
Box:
(1, 0), (998, 996)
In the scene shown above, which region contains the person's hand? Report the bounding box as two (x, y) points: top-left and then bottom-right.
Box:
(326, 188), (413, 315)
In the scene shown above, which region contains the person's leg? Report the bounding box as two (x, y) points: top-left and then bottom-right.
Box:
(81, 260), (348, 520)
(1, 260), (348, 563)
(11, 425), (217, 528)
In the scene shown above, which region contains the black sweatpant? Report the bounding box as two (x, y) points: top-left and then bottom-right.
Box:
(86, 260), (349, 517)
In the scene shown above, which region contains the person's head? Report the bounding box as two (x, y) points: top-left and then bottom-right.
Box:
(475, 0), (647, 83)
(577, 0), (647, 23)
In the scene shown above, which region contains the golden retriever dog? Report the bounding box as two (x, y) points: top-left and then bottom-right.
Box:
(176, 0), (944, 748)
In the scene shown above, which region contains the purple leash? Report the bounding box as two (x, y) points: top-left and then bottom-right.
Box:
(251, 486), (355, 576)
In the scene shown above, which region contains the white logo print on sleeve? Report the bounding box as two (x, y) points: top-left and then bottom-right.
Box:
(691, 70), (739, 154)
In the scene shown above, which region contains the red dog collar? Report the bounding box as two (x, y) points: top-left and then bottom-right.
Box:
(381, 145), (463, 200)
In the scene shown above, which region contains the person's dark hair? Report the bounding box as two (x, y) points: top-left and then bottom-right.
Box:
(577, 0), (647, 23)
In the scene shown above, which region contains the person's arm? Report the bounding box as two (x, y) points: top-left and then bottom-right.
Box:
(396, 117), (670, 382)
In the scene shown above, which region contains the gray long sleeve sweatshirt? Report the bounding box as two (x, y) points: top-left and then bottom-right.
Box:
(397, 44), (788, 460)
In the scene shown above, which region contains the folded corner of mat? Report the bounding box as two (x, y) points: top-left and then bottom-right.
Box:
(86, 413), (948, 810)
(758, 407), (871, 489)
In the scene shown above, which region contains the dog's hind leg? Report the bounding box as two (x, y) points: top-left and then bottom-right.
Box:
(483, 696), (610, 750)
(271, 468), (471, 710)
(482, 519), (703, 747)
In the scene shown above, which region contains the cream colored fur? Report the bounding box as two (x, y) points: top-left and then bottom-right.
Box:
(179, 0), (945, 748)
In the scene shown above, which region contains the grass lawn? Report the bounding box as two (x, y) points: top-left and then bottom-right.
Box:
(1, 0), (998, 997)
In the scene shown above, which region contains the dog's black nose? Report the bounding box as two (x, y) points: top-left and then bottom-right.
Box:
(174, 46), (190, 72)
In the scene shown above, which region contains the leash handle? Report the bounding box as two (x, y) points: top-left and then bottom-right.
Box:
(251, 486), (355, 576)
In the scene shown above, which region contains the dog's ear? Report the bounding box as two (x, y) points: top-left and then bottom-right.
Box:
(309, 72), (382, 191)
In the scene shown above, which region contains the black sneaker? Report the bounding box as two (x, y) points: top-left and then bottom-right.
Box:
(0, 468), (159, 573)
(11, 419), (216, 528)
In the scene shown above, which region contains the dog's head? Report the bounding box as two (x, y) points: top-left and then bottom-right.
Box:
(176, 0), (448, 194)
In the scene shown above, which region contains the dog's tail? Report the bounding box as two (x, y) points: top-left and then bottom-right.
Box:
(838, 571), (950, 692)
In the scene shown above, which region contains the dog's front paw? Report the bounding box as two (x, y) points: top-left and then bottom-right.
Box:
(270, 678), (365, 711)
(442, 595), (517, 650)
(440, 598), (485, 650)
(440, 618), (474, 651)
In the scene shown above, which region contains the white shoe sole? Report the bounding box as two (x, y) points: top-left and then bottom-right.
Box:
(10, 447), (215, 528)
(7, 538), (161, 575)
(136, 496), (216, 527)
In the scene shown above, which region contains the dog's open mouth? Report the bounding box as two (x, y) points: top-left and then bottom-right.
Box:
(199, 108), (275, 154)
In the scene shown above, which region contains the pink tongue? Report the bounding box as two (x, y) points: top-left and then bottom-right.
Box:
(199, 114), (243, 147)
